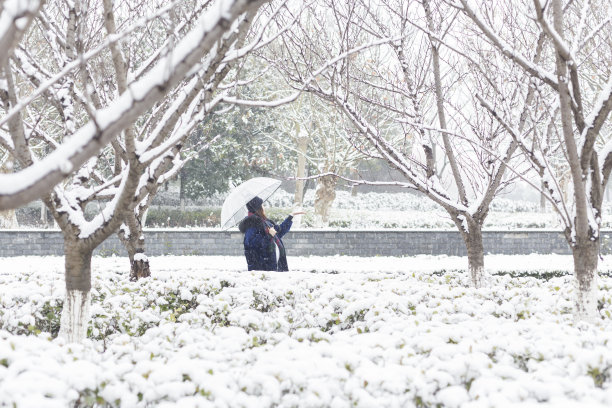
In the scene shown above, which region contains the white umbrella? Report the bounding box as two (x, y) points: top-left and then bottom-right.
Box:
(220, 177), (282, 230)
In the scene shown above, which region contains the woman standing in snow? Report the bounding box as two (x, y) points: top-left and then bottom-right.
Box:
(238, 196), (303, 271)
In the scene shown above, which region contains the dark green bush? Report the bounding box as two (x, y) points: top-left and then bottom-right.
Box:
(145, 207), (298, 228)
(145, 208), (221, 227)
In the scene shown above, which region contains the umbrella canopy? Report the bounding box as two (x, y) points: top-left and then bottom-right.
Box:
(220, 177), (282, 230)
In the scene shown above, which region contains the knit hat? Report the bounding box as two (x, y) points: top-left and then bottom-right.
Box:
(246, 196), (263, 213)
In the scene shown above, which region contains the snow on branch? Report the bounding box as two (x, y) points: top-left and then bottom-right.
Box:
(475, 94), (571, 227)
(221, 0), (301, 62)
(319, 87), (466, 213)
(221, 34), (403, 107)
(290, 172), (417, 190)
(0, 0), (41, 69)
(533, 0), (574, 64)
(0, 0), (270, 210)
(0, 1), (183, 130)
(582, 74), (612, 146)
(458, 0), (558, 90)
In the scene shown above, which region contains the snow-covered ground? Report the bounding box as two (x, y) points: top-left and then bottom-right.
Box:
(1, 255), (612, 407)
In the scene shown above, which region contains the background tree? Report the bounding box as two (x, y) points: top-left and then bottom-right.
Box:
(179, 105), (284, 208)
(0, 155), (18, 228)
(457, 0), (612, 320)
(270, 93), (367, 226)
(271, 0), (529, 285)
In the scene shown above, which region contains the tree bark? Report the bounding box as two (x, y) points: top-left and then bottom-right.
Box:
(540, 179), (547, 212)
(294, 133), (309, 227)
(571, 237), (599, 322)
(180, 169), (186, 213)
(314, 174), (337, 227)
(458, 219), (486, 288)
(40, 200), (47, 225)
(119, 213), (151, 281)
(0, 207), (17, 228)
(59, 239), (93, 343)
(0, 159), (18, 228)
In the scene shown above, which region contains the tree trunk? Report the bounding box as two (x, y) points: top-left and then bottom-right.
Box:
(459, 220), (486, 288)
(179, 168), (186, 212)
(572, 238), (599, 322)
(294, 135), (309, 227)
(127, 241), (150, 282)
(540, 179), (546, 212)
(314, 174), (337, 227)
(119, 214), (151, 281)
(350, 169), (358, 197)
(0, 208), (18, 228)
(40, 200), (47, 224)
(59, 240), (93, 343)
(0, 159), (18, 228)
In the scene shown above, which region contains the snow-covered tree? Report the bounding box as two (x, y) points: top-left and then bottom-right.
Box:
(270, 94), (366, 227)
(272, 0), (527, 285)
(0, 0), (269, 210)
(112, 1), (296, 281)
(0, 0), (271, 342)
(179, 105), (288, 208)
(457, 0), (612, 320)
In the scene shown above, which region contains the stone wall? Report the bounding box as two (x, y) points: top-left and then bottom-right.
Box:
(2, 229), (611, 257)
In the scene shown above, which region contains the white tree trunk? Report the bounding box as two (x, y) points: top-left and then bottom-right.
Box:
(572, 241), (599, 322)
(0, 209), (18, 228)
(59, 289), (91, 343)
(0, 159), (18, 228)
(40, 200), (47, 224)
(293, 135), (309, 228)
(540, 179), (546, 212)
(314, 175), (336, 227)
(573, 275), (598, 323)
(59, 241), (93, 343)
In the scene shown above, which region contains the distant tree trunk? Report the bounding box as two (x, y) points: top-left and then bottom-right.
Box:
(540, 179), (547, 212)
(40, 200), (47, 225)
(179, 168), (186, 212)
(0, 208), (18, 228)
(294, 134), (309, 227)
(314, 173), (337, 227)
(59, 238), (93, 343)
(141, 207), (149, 228)
(350, 169), (358, 196)
(119, 212), (151, 281)
(0, 159), (18, 228)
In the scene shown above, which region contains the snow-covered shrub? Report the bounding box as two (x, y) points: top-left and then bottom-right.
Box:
(1, 255), (612, 407)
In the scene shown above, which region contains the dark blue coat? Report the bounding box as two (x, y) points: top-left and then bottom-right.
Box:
(238, 214), (293, 271)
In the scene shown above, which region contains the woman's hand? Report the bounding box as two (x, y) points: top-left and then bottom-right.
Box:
(268, 226), (277, 237)
(291, 210), (306, 217)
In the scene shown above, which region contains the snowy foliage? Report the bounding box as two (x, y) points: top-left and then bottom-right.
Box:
(0, 255), (612, 407)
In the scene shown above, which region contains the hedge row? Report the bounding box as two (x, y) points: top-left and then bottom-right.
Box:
(144, 207), (311, 228)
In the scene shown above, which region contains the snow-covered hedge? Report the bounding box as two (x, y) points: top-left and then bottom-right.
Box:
(148, 189), (612, 229)
(1, 255), (612, 407)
